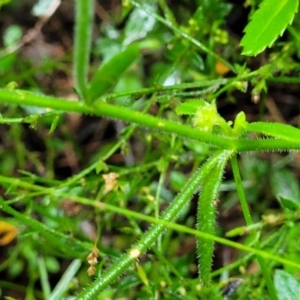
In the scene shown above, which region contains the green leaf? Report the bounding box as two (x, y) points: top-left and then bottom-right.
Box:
(175, 99), (207, 115)
(232, 111), (248, 137)
(49, 115), (61, 133)
(0, 0), (11, 10)
(246, 122), (300, 142)
(169, 170), (186, 191)
(49, 259), (82, 300)
(31, 0), (60, 18)
(240, 0), (299, 56)
(3, 25), (22, 47)
(197, 150), (231, 286)
(124, 5), (156, 44)
(87, 43), (140, 102)
(270, 168), (300, 210)
(274, 270), (300, 300)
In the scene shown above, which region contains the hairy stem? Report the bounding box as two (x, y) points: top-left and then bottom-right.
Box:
(1, 89), (300, 152)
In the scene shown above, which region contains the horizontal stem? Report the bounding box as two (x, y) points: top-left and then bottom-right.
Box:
(267, 76), (300, 84)
(1, 89), (300, 152)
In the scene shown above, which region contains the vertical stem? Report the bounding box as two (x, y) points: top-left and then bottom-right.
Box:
(231, 155), (252, 226)
(231, 155), (278, 300)
(38, 255), (51, 300)
(155, 167), (167, 252)
(73, 0), (94, 100)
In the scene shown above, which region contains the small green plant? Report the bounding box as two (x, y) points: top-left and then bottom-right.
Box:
(1, 0), (300, 299)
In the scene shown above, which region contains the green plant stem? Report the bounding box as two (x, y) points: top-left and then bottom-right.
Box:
(1, 89), (300, 152)
(0, 89), (230, 149)
(267, 76), (300, 84)
(231, 155), (278, 300)
(91, 78), (229, 100)
(231, 155), (253, 226)
(73, 0), (94, 100)
(155, 165), (167, 252)
(38, 255), (51, 300)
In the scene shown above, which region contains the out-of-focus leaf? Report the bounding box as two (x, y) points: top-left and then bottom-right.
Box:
(270, 168), (300, 210)
(274, 269), (300, 300)
(246, 122), (300, 142)
(0, 0), (11, 10)
(113, 71), (143, 107)
(31, 0), (61, 18)
(241, 0), (299, 56)
(136, 262), (149, 286)
(87, 43), (140, 102)
(49, 259), (82, 300)
(0, 53), (17, 75)
(49, 115), (61, 133)
(3, 25), (22, 47)
(194, 0), (232, 24)
(169, 171), (186, 191)
(124, 5), (156, 45)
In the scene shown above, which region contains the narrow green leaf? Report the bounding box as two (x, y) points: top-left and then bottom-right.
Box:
(232, 111), (248, 137)
(49, 259), (82, 300)
(240, 0), (299, 56)
(246, 122), (300, 142)
(270, 168), (300, 210)
(274, 270), (300, 300)
(87, 43), (140, 102)
(197, 150), (232, 286)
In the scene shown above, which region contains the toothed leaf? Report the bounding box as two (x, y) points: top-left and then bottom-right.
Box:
(240, 0), (299, 56)
(246, 122), (300, 142)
